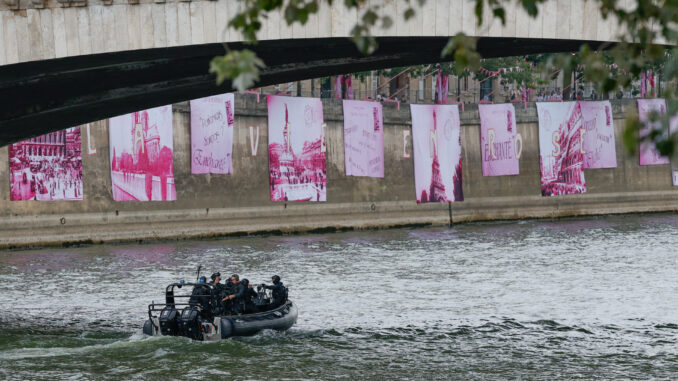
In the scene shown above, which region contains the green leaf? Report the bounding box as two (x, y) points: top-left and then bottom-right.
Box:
(404, 8), (415, 20)
(209, 49), (266, 91)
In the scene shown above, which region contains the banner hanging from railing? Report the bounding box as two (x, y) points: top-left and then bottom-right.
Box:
(9, 127), (83, 201)
(579, 100), (617, 169)
(537, 102), (587, 196)
(189, 93), (235, 174)
(267, 95), (327, 202)
(478, 103), (520, 176)
(410, 104), (463, 203)
(109, 105), (176, 201)
(637, 99), (670, 166)
(342, 100), (384, 178)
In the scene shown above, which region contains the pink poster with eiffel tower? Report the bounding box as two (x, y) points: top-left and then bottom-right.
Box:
(189, 93), (235, 174)
(579, 100), (617, 169)
(478, 103), (520, 176)
(537, 102), (587, 197)
(109, 105), (176, 201)
(267, 95), (327, 202)
(343, 100), (384, 178)
(410, 104), (463, 203)
(638, 99), (670, 166)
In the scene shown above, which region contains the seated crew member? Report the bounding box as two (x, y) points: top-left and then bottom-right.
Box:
(240, 279), (259, 313)
(224, 274), (245, 314)
(220, 275), (235, 314)
(210, 272), (224, 314)
(189, 276), (212, 318)
(261, 275), (287, 308)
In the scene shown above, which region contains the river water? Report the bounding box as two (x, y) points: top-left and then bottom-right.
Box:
(1, 213), (678, 379)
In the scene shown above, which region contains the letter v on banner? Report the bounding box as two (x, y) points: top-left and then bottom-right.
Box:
(249, 126), (259, 156)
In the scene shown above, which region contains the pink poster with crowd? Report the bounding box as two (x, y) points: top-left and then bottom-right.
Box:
(478, 103), (520, 176)
(410, 104), (463, 203)
(343, 100), (384, 178)
(267, 95), (327, 202)
(579, 101), (617, 169)
(537, 102), (587, 196)
(9, 127), (83, 201)
(190, 93), (235, 174)
(109, 105), (176, 201)
(638, 99), (670, 166)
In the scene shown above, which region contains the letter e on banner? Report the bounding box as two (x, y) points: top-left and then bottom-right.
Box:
(552, 131), (561, 156)
(86, 124), (96, 155)
(248, 125), (259, 156)
(403, 129), (411, 158)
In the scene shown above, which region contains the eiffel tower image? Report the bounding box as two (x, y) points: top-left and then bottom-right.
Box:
(429, 110), (447, 202)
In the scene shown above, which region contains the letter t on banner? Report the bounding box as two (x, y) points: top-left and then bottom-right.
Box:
(249, 126), (259, 156)
(403, 129), (411, 158)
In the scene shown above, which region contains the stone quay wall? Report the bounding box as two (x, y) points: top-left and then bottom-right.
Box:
(0, 96), (676, 248)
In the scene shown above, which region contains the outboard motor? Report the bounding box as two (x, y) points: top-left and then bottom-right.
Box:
(179, 307), (203, 340)
(158, 307), (179, 336)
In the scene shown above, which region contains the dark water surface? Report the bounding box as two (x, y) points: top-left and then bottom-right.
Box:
(2, 213), (678, 380)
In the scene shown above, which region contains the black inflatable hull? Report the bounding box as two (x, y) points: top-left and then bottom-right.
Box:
(220, 301), (298, 338)
(143, 301), (298, 340)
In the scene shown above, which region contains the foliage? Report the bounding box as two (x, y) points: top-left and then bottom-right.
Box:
(212, 0), (678, 156)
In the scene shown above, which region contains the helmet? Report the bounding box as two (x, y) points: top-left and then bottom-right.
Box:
(242, 279), (249, 287)
(272, 275), (281, 284)
(199, 276), (207, 284)
(210, 272), (221, 281)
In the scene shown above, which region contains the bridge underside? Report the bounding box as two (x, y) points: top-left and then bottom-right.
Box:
(0, 36), (605, 146)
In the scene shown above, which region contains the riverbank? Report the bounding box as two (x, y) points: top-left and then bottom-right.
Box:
(0, 97), (676, 248)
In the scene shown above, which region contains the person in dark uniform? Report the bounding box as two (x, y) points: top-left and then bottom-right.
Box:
(262, 275), (287, 308)
(240, 279), (259, 313)
(189, 276), (212, 318)
(224, 274), (245, 314)
(210, 272), (226, 314)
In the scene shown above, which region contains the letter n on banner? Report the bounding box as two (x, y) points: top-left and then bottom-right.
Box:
(403, 129), (411, 158)
(249, 126), (259, 156)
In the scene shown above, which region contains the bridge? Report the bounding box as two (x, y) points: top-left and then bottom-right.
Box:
(0, 0), (628, 144)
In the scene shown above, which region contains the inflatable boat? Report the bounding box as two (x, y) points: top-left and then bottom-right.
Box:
(142, 281), (298, 341)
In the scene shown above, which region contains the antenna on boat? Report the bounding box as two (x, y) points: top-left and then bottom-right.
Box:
(196, 265), (202, 282)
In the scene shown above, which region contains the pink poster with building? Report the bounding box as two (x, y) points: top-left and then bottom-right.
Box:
(638, 99), (670, 166)
(109, 105), (176, 201)
(537, 102), (587, 197)
(579, 101), (617, 169)
(267, 95), (327, 202)
(9, 127), (83, 201)
(478, 103), (520, 176)
(190, 93), (235, 174)
(343, 100), (384, 178)
(410, 104), (463, 203)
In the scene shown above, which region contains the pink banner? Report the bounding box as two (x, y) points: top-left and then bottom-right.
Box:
(410, 104), (463, 203)
(9, 127), (83, 201)
(267, 95), (327, 202)
(671, 114), (678, 186)
(189, 93), (234, 174)
(537, 102), (587, 196)
(343, 100), (384, 178)
(109, 105), (176, 201)
(579, 100), (617, 169)
(638, 99), (670, 166)
(478, 103), (520, 176)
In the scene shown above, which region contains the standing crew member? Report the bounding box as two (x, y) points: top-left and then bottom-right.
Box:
(262, 275), (287, 308)
(225, 274), (245, 314)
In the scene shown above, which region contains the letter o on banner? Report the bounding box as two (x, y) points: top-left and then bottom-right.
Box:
(514, 133), (523, 160)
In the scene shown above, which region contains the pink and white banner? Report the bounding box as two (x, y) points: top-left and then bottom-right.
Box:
(579, 100), (617, 169)
(109, 105), (176, 201)
(638, 99), (670, 166)
(478, 103), (520, 176)
(189, 93), (234, 174)
(410, 104), (463, 203)
(9, 127), (83, 201)
(537, 102), (587, 196)
(671, 114), (678, 186)
(343, 100), (384, 178)
(267, 95), (327, 202)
